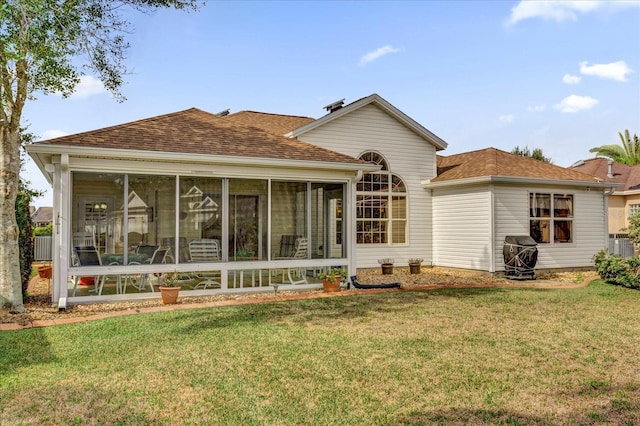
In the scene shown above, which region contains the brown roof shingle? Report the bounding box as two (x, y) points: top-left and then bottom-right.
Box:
(224, 111), (314, 136)
(571, 158), (640, 191)
(434, 148), (606, 183)
(35, 108), (363, 164)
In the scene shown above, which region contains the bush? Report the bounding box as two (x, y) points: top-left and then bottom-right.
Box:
(33, 223), (53, 236)
(593, 249), (640, 289)
(16, 188), (35, 296)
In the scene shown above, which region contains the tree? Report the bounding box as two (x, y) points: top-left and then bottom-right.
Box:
(511, 145), (552, 163)
(589, 129), (640, 165)
(0, 0), (200, 311)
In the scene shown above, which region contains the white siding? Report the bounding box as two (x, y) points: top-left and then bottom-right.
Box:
(432, 185), (492, 271)
(493, 184), (608, 271)
(299, 104), (438, 268)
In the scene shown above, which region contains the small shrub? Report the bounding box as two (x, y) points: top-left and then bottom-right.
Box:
(33, 224), (53, 236)
(593, 249), (640, 289)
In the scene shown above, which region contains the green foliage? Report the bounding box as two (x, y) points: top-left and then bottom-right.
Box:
(16, 181), (39, 296)
(317, 268), (347, 283)
(626, 211), (640, 245)
(33, 224), (52, 236)
(593, 249), (640, 289)
(511, 145), (552, 163)
(589, 129), (640, 165)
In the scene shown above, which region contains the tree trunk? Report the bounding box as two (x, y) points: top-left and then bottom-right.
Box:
(0, 129), (24, 312)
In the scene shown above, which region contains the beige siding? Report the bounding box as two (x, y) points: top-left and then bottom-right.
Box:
(608, 195), (626, 233)
(432, 185), (492, 271)
(299, 104), (437, 268)
(494, 184), (607, 271)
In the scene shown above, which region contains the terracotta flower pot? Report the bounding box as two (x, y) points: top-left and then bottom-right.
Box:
(322, 278), (341, 293)
(38, 265), (52, 279)
(159, 286), (180, 304)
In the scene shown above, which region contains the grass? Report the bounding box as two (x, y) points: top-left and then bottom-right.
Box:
(1, 281), (639, 425)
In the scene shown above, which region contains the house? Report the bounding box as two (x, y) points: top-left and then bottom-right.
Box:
(31, 206), (53, 228)
(26, 94), (617, 306)
(570, 158), (640, 233)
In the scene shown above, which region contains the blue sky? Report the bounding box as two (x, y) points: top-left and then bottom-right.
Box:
(23, 0), (640, 208)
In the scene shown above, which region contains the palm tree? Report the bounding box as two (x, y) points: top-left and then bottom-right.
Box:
(589, 130), (640, 165)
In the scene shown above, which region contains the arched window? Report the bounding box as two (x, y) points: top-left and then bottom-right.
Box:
(356, 152), (407, 244)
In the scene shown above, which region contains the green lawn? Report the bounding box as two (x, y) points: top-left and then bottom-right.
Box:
(1, 281), (639, 425)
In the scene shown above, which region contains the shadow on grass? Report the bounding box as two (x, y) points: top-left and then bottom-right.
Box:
(0, 327), (55, 374)
(165, 287), (514, 334)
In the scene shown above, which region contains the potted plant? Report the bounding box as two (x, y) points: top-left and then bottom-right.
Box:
(378, 258), (394, 275)
(318, 268), (346, 292)
(408, 258), (423, 274)
(159, 271), (181, 304)
(37, 264), (53, 279)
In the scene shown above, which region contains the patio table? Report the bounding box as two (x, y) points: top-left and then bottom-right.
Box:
(101, 252), (149, 265)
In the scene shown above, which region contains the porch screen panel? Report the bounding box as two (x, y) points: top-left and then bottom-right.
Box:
(178, 177), (223, 263)
(229, 179), (268, 261)
(311, 183), (345, 259)
(271, 181), (307, 260)
(70, 172), (124, 265)
(129, 174), (176, 263)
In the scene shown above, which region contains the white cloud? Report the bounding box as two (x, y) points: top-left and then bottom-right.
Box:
(359, 45), (400, 66)
(562, 74), (581, 84)
(499, 114), (514, 123)
(553, 94), (599, 113)
(506, 0), (639, 26)
(39, 130), (69, 140)
(527, 104), (547, 112)
(54, 75), (107, 98)
(579, 61), (633, 82)
(72, 75), (107, 98)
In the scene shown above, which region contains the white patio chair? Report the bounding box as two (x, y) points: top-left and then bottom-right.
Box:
(189, 239), (221, 289)
(274, 237), (309, 285)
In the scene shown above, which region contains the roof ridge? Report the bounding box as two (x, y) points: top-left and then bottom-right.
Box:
(37, 107), (214, 142)
(227, 110), (314, 120)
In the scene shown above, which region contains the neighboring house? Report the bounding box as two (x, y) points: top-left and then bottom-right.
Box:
(570, 158), (640, 233)
(31, 206), (53, 228)
(26, 94), (617, 306)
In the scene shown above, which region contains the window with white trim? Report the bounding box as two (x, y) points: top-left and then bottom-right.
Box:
(529, 192), (573, 244)
(356, 152), (407, 244)
(629, 204), (640, 218)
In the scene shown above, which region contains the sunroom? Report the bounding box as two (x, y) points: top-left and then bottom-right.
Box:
(27, 108), (377, 306)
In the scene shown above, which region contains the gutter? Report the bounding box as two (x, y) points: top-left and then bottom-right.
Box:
(421, 175), (622, 190)
(27, 144), (380, 181)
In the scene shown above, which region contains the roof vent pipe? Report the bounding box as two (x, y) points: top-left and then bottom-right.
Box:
(323, 99), (345, 113)
(607, 160), (614, 178)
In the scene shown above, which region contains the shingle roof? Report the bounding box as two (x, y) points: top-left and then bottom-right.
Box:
(31, 207), (53, 223)
(434, 148), (606, 183)
(224, 111), (314, 136)
(34, 108), (363, 164)
(570, 158), (640, 191)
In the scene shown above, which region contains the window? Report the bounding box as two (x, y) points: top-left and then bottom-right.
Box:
(356, 152), (407, 244)
(530, 193), (573, 244)
(630, 204), (640, 218)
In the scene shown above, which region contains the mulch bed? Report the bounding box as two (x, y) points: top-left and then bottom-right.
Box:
(1, 267), (595, 328)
